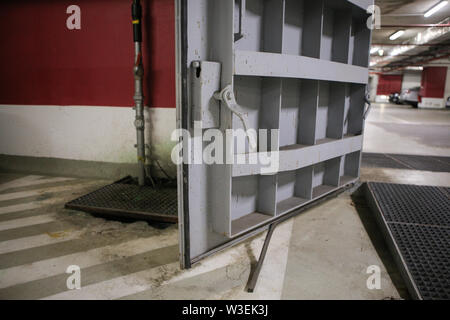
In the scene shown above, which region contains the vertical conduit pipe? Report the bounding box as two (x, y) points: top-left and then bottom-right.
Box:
(132, 0), (146, 186)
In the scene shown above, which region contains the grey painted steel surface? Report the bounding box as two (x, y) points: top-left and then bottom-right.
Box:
(176, 0), (372, 268)
(191, 61), (222, 129)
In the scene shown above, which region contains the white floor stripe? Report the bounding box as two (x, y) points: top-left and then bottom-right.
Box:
(0, 202), (42, 215)
(0, 176), (75, 193)
(0, 181), (102, 216)
(0, 215), (55, 231)
(45, 240), (256, 300)
(156, 219), (294, 300)
(42, 262), (180, 300)
(50, 220), (296, 301)
(0, 182), (90, 202)
(0, 231), (82, 255)
(0, 231), (178, 289)
(229, 219), (294, 300)
(0, 176), (42, 193)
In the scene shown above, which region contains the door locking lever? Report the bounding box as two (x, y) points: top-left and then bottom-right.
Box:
(363, 93), (372, 120)
(214, 85), (257, 152)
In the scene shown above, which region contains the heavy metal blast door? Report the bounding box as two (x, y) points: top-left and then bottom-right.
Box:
(176, 0), (372, 268)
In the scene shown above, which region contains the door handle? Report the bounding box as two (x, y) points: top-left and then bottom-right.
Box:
(214, 85), (257, 152)
(363, 93), (372, 120)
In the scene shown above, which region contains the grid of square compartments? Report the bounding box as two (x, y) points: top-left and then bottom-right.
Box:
(218, 0), (370, 237)
(234, 0), (371, 66)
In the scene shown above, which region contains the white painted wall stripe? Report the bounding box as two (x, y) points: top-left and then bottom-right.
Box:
(0, 105), (176, 165)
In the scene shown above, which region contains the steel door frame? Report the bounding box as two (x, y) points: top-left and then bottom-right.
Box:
(176, 0), (372, 269)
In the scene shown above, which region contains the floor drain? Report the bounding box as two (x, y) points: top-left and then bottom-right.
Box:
(365, 182), (449, 300)
(65, 176), (178, 223)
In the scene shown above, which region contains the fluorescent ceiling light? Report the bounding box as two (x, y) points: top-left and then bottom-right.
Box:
(389, 30), (405, 40)
(417, 32), (422, 42)
(424, 1), (448, 18)
(406, 66), (423, 71)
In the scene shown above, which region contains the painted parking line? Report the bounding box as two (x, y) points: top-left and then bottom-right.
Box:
(0, 231), (82, 255)
(0, 176), (75, 193)
(0, 231), (178, 289)
(0, 215), (56, 232)
(0, 202), (42, 216)
(0, 183), (94, 202)
(42, 262), (180, 300)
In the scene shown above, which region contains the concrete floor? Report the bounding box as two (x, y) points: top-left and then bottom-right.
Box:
(364, 103), (450, 156)
(0, 103), (448, 300)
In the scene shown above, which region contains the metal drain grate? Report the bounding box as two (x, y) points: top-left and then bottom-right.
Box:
(365, 182), (450, 300)
(66, 177), (178, 223)
(369, 183), (450, 227)
(388, 223), (449, 300)
(362, 153), (450, 172)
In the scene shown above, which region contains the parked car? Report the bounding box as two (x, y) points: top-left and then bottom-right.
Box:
(399, 86), (421, 108)
(446, 96), (450, 108)
(389, 92), (401, 104)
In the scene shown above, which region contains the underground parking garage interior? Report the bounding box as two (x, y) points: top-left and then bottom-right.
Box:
(0, 0), (449, 307)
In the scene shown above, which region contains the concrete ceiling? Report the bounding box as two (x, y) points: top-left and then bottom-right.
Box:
(371, 0), (450, 71)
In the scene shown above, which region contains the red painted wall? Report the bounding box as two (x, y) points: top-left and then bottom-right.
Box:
(420, 66), (447, 98)
(376, 74), (402, 95)
(0, 0), (175, 108)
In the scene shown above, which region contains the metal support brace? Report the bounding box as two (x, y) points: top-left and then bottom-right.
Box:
(246, 183), (355, 293)
(246, 222), (278, 293)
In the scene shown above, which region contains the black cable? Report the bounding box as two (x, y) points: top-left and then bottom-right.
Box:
(155, 160), (175, 181)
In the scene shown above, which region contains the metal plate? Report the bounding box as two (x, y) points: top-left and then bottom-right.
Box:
(365, 182), (450, 300)
(66, 178), (178, 223)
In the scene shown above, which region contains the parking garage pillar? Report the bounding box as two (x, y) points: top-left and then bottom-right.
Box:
(419, 66), (448, 109)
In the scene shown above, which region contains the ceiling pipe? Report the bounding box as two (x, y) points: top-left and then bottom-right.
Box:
(379, 52), (450, 73)
(380, 24), (450, 28)
(370, 17), (450, 69)
(372, 43), (450, 46)
(371, 54), (436, 57)
(370, 45), (450, 71)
